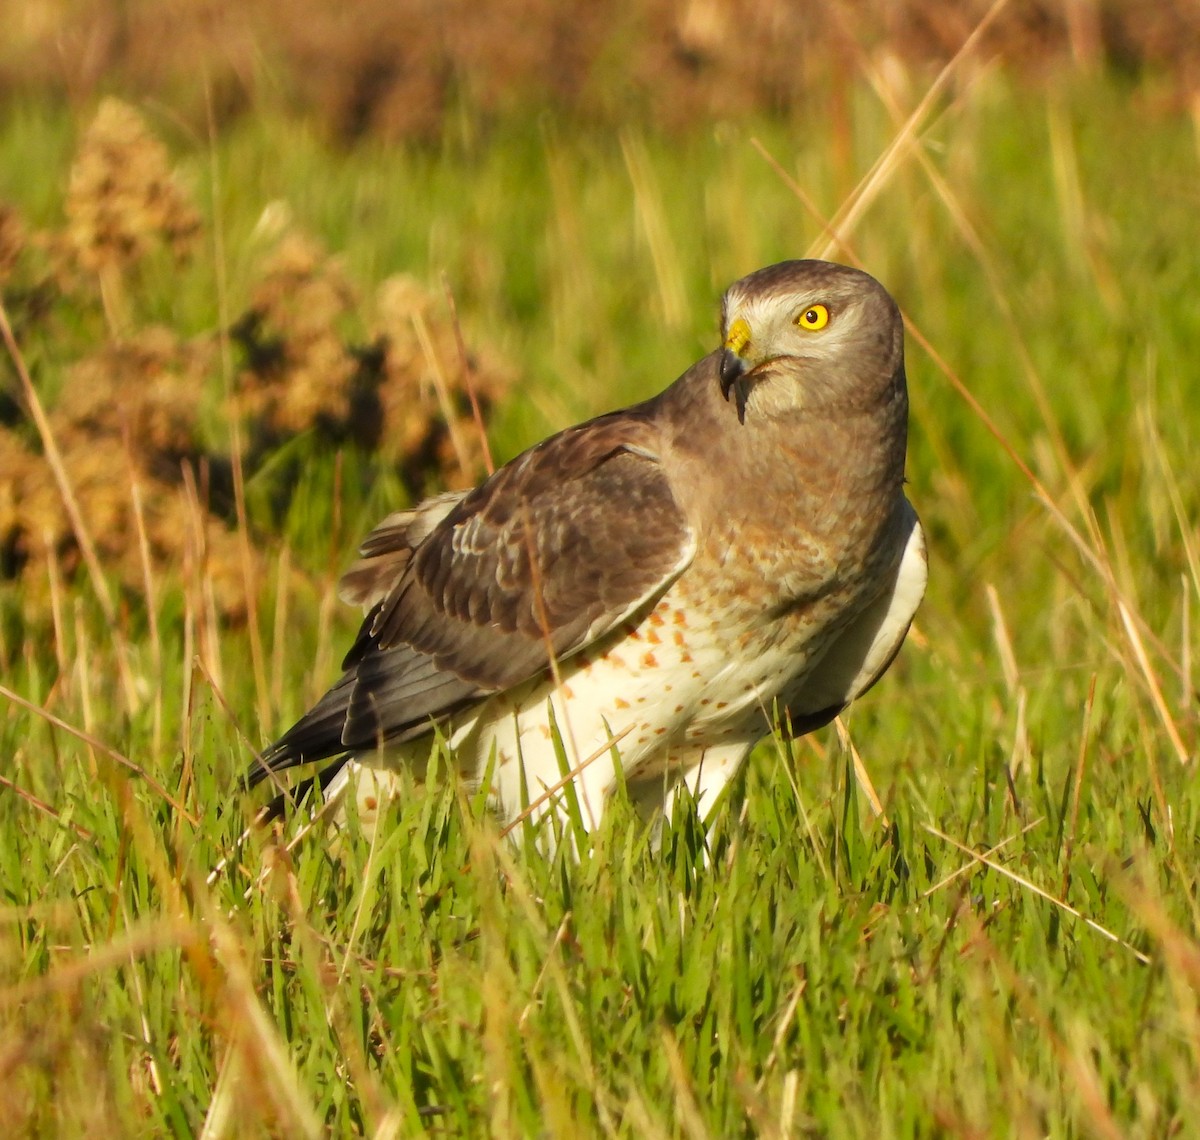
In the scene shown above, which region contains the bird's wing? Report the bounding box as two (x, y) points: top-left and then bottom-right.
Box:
(783, 500), (926, 732)
(250, 410), (695, 786)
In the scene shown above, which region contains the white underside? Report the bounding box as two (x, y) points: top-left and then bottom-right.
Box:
(328, 503), (927, 840)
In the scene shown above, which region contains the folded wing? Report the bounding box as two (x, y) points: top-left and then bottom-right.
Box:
(249, 410), (696, 788)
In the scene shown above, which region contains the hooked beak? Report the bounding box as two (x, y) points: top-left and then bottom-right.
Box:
(719, 349), (747, 400)
(720, 317), (752, 421)
(720, 318), (751, 398)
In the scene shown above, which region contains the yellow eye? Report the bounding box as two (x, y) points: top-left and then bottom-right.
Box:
(797, 304), (829, 331)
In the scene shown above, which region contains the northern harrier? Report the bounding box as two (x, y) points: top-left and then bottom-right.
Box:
(249, 260), (927, 836)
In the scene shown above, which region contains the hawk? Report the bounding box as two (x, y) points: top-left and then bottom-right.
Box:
(249, 259), (927, 837)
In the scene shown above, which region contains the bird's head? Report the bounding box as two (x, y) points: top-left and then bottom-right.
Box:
(718, 259), (904, 424)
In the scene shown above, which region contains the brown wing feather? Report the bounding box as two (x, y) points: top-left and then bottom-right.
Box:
(340, 415), (693, 745)
(251, 405), (695, 784)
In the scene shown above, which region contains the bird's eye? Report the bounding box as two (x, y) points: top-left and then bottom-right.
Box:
(797, 304), (829, 330)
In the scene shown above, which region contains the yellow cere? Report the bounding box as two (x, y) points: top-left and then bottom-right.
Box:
(724, 317), (752, 356)
(797, 304), (829, 330)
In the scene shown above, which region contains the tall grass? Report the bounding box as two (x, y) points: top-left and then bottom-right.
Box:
(2, 49), (1200, 1137)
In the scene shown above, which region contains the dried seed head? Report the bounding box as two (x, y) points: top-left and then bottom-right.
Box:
(65, 98), (200, 275)
(235, 232), (359, 437)
(0, 204), (27, 285)
(373, 273), (512, 492)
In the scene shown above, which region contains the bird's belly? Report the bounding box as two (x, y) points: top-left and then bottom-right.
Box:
(450, 587), (832, 824)
(349, 526), (910, 831)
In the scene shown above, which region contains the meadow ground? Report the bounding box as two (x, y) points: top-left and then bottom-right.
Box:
(1, 60), (1200, 1137)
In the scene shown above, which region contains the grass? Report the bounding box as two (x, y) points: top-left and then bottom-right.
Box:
(2, 59), (1200, 1136)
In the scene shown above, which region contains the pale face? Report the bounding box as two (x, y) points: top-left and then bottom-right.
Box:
(717, 259), (902, 420)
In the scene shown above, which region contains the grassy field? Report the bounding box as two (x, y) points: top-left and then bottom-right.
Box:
(2, 59), (1200, 1137)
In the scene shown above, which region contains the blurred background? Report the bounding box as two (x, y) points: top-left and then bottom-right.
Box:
(2, 0), (1198, 617)
(4, 3), (1200, 1136)
(5, 0), (1200, 139)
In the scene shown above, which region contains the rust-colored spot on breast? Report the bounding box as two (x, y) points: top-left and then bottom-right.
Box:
(673, 609), (687, 627)
(641, 651), (658, 669)
(613, 696), (630, 709)
(673, 704), (684, 713)
(646, 627), (661, 645)
(649, 609), (665, 627)
(654, 726), (667, 736)
(716, 701), (728, 710)
(673, 630), (687, 648)
(364, 796), (378, 812)
(560, 683), (575, 699)
(680, 652), (693, 664)
(700, 698), (711, 706)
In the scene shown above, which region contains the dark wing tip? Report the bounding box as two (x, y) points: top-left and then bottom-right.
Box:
(246, 673), (356, 788)
(252, 757), (350, 824)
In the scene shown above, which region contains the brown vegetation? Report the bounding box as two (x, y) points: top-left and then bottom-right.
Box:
(4, 1), (1199, 144)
